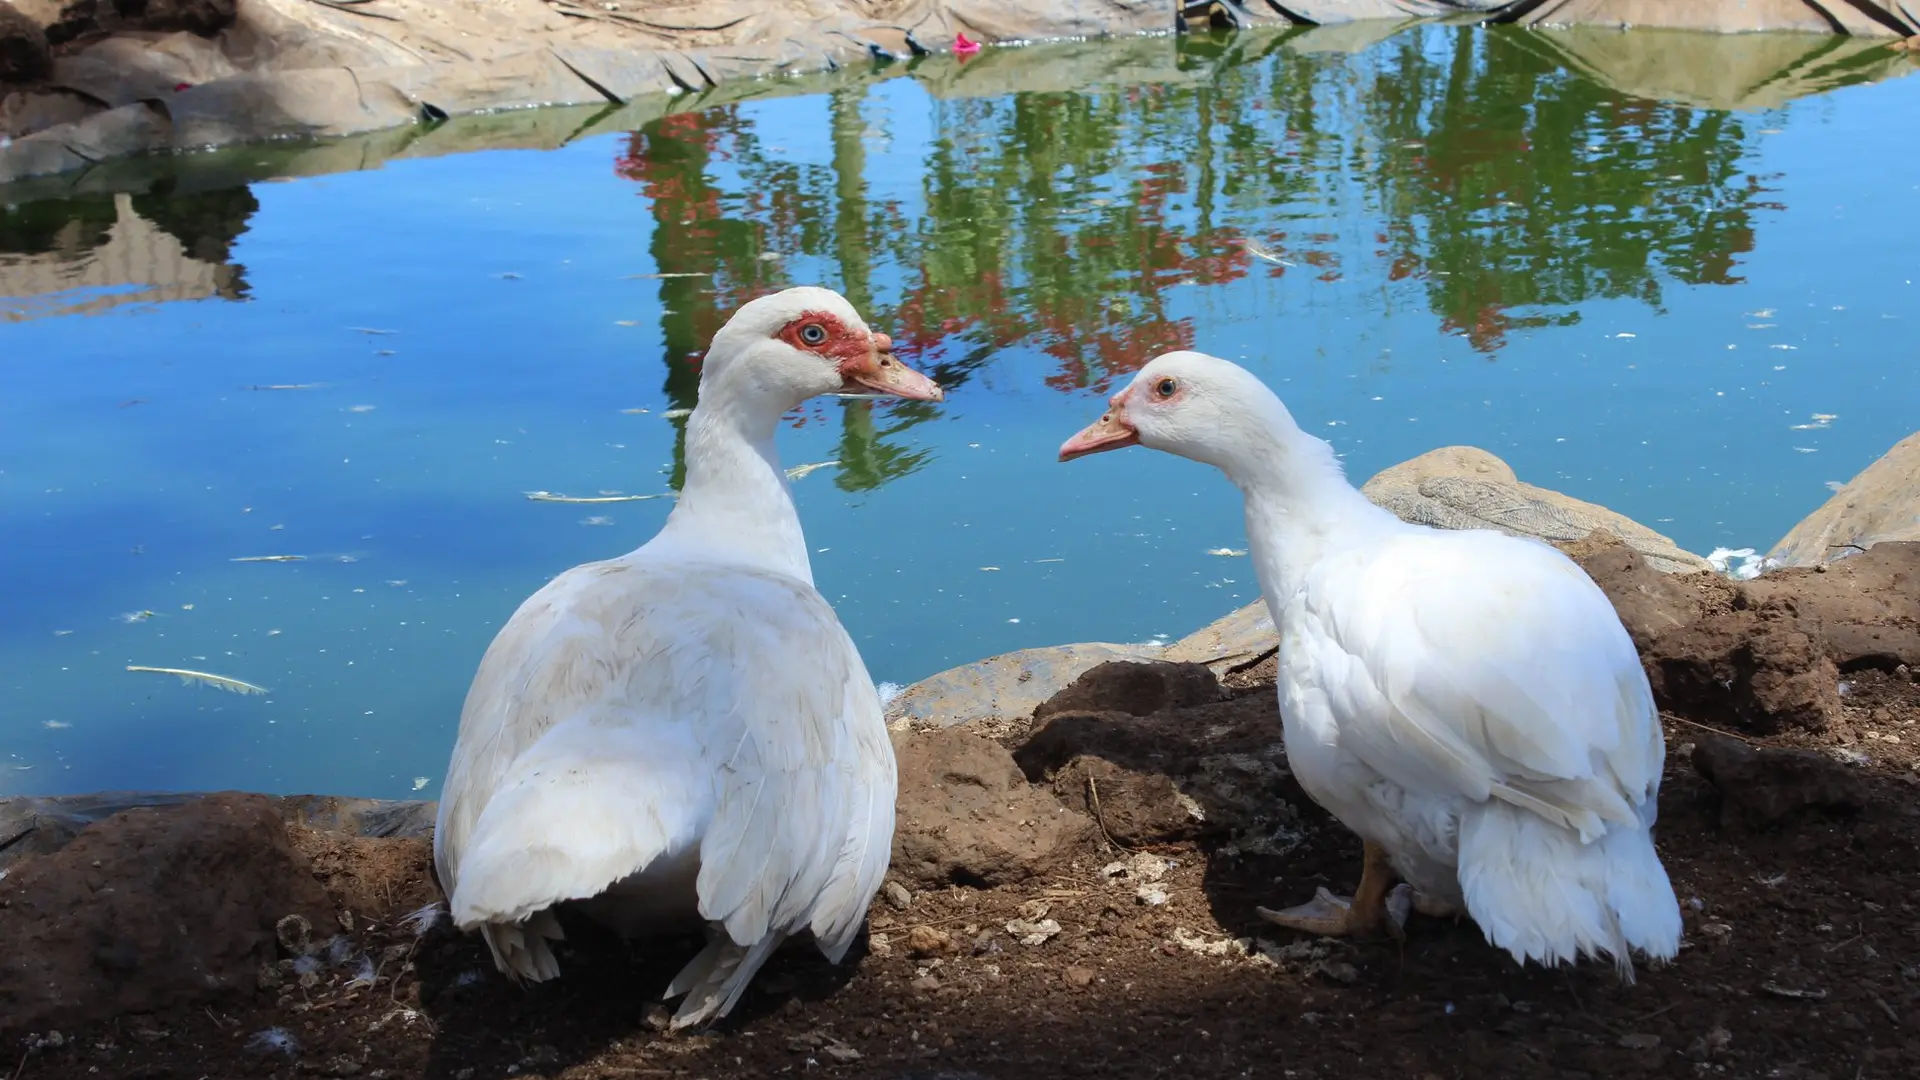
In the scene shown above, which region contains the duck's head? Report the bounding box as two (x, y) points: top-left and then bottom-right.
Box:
(702, 286), (943, 413)
(1058, 350), (1287, 472)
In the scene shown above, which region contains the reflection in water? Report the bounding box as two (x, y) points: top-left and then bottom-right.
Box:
(599, 23), (1809, 392)
(0, 186), (255, 321)
(1363, 29), (1767, 351)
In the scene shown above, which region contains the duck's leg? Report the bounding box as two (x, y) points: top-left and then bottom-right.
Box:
(1257, 840), (1398, 937)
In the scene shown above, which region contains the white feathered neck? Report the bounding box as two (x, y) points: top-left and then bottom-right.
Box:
(648, 365), (813, 585)
(1212, 386), (1405, 605)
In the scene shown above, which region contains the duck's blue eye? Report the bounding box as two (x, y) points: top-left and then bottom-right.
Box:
(800, 324), (827, 345)
(1155, 377), (1178, 398)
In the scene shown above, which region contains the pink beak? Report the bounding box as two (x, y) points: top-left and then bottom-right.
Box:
(1058, 390), (1140, 461)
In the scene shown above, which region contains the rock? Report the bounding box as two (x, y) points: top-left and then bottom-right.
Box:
(1564, 536), (1920, 734)
(1361, 445), (1713, 574)
(890, 727), (1096, 889)
(0, 793), (335, 1035)
(1487, 0), (1916, 37)
(1557, 531), (1737, 654)
(0, 2), (51, 84)
(1063, 966), (1095, 987)
(41, 0), (237, 45)
(885, 642), (1166, 731)
(1741, 542), (1920, 671)
(1033, 660), (1226, 721)
(1771, 431), (1920, 568)
(1161, 599), (1276, 674)
(1690, 735), (1868, 828)
(1642, 600), (1842, 734)
(905, 925), (955, 958)
(1015, 670), (1303, 850)
(883, 880), (913, 910)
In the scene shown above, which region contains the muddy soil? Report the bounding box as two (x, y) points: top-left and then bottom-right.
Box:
(4, 542), (1918, 1080)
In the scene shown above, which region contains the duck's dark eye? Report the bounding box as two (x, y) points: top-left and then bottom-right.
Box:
(1155, 377), (1178, 399)
(799, 323), (828, 346)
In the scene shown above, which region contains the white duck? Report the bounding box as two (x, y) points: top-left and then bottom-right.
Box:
(434, 286), (942, 1027)
(1060, 351), (1680, 978)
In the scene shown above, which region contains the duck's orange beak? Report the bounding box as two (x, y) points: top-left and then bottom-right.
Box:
(1059, 390), (1139, 461)
(839, 333), (944, 402)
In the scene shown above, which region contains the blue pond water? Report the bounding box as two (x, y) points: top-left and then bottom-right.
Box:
(2, 26), (1916, 799)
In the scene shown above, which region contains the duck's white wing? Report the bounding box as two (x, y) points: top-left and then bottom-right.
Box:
(434, 557), (895, 1005)
(1280, 529), (1662, 840)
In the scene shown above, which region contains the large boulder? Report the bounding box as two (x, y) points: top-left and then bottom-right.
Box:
(0, 1), (51, 84)
(1769, 430), (1920, 569)
(1362, 445), (1713, 574)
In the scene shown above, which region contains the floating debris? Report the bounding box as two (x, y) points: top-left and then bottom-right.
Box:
(412, 776), (432, 791)
(347, 404), (377, 413)
(785, 460), (839, 481)
(126, 665), (268, 695)
(1706, 547), (1773, 581)
(42, 720), (70, 730)
(247, 383), (325, 391)
(663, 408), (694, 420)
(350, 326), (398, 335)
(580, 515), (615, 527)
(525, 491), (672, 504)
(1790, 413), (1838, 430)
(1207, 547), (1248, 557)
(1240, 238), (1296, 267)
(621, 271), (711, 280)
(620, 407), (650, 414)
(232, 554), (306, 563)
(117, 610), (158, 623)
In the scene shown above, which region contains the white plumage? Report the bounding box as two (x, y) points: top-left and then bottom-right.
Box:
(433, 287), (942, 1027)
(1060, 350), (1681, 978)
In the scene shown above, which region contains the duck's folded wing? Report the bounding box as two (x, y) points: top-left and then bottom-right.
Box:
(1282, 530), (1663, 841)
(672, 568), (896, 955)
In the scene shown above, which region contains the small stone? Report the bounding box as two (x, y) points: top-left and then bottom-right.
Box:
(297, 969), (320, 990)
(1018, 899), (1051, 920)
(258, 963), (283, 990)
(1135, 885), (1169, 906)
(868, 932), (893, 957)
(884, 881), (912, 910)
(1617, 1033), (1661, 1051)
(822, 1043), (862, 1063)
(643, 1004), (671, 1031)
(276, 914), (314, 956)
(1063, 966), (1095, 987)
(338, 910), (355, 932)
(323, 1055), (363, 1076)
(906, 925), (955, 957)
(909, 975), (942, 992)
(1006, 918), (1062, 946)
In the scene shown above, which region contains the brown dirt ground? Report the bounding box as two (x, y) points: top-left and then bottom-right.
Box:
(6, 543), (1920, 1080)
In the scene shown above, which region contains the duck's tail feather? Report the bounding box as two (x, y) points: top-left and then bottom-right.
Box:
(663, 929), (783, 1030)
(1458, 800), (1681, 981)
(478, 908), (567, 983)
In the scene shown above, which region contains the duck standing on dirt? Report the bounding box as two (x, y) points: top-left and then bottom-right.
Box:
(1059, 351), (1682, 978)
(433, 287), (944, 1027)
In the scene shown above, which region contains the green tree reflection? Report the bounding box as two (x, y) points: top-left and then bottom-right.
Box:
(610, 24), (1807, 489)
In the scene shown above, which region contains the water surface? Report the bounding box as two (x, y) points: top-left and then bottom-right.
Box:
(3, 25), (1917, 798)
